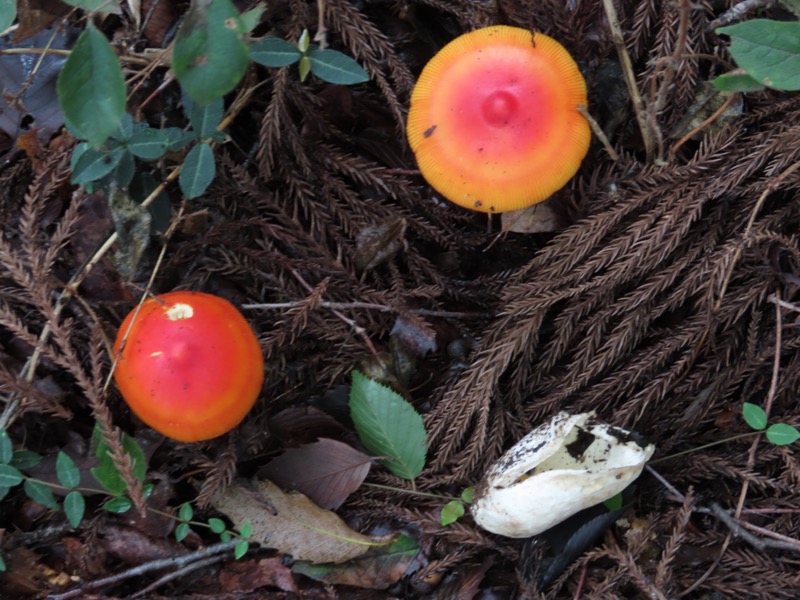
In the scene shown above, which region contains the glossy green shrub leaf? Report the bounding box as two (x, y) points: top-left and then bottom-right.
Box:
(64, 491), (85, 527)
(250, 37), (302, 67)
(0, 0), (16, 33)
(307, 48), (369, 85)
(742, 402), (768, 431)
(71, 145), (124, 185)
(172, 0), (249, 105)
(180, 142), (215, 199)
(766, 423), (800, 446)
(0, 431), (11, 464)
(56, 452), (80, 489)
(57, 25), (126, 146)
(349, 370), (427, 480)
(440, 500), (465, 526)
(711, 72), (765, 93)
(0, 464), (23, 487)
(717, 20), (800, 90)
(24, 479), (58, 510)
(104, 496), (133, 513)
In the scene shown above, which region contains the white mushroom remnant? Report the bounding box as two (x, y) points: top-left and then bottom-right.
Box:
(471, 411), (655, 538)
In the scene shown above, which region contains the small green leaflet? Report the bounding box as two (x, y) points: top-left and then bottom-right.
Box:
(180, 142), (216, 199)
(307, 48), (369, 85)
(250, 37), (303, 67)
(766, 423), (800, 446)
(440, 500), (465, 526)
(716, 20), (800, 91)
(742, 402), (768, 431)
(348, 371), (426, 480)
(0, 0), (16, 33)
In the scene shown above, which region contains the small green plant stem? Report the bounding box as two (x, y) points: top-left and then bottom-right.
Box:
(362, 482), (460, 502)
(649, 431), (759, 465)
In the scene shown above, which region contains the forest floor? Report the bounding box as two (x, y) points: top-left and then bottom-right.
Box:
(1, 0), (800, 598)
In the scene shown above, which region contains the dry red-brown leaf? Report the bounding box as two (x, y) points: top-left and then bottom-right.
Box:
(267, 407), (347, 446)
(259, 438), (372, 510)
(219, 557), (298, 594)
(100, 524), (187, 565)
(62, 536), (107, 579)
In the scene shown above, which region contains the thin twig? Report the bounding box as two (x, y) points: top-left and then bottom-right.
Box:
(577, 105), (618, 161)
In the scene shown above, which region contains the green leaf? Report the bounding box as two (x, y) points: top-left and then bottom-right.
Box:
(220, 531), (233, 543)
(128, 127), (172, 160)
(179, 142), (216, 199)
(766, 423), (800, 446)
(164, 128), (196, 151)
(307, 48), (369, 85)
(298, 56), (311, 82)
(239, 521), (252, 539)
(104, 496), (133, 513)
(56, 452), (80, 489)
(604, 492), (623, 511)
(0, 464), (23, 487)
(239, 3), (266, 35)
(172, 0), (250, 105)
(61, 0), (121, 12)
(742, 402), (768, 430)
(64, 491), (85, 527)
(461, 487), (474, 504)
(57, 25), (126, 146)
(10, 450), (41, 470)
(176, 522), (191, 542)
(0, 431), (11, 464)
(178, 502), (194, 522)
(0, 553), (5, 572)
(91, 424), (147, 496)
(250, 37), (303, 67)
(234, 539), (249, 559)
(24, 479), (58, 510)
(208, 518), (226, 534)
(716, 19), (800, 90)
(0, 0), (16, 33)
(184, 95), (224, 139)
(348, 370), (427, 480)
(711, 72), (765, 93)
(440, 500), (465, 526)
(298, 29), (310, 53)
(71, 146), (124, 185)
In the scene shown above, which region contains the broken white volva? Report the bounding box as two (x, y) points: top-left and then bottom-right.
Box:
(471, 411), (655, 538)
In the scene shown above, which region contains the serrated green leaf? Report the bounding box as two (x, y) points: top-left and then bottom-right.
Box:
(104, 496), (132, 513)
(0, 464), (23, 487)
(179, 142), (216, 199)
(208, 517), (226, 534)
(461, 487), (474, 504)
(64, 491), (85, 527)
(24, 479), (58, 510)
(176, 522), (191, 542)
(307, 48), (369, 85)
(234, 539), (249, 559)
(57, 25), (126, 146)
(250, 37), (303, 67)
(179, 501), (194, 521)
(71, 146), (124, 185)
(0, 0), (16, 33)
(440, 500), (465, 526)
(10, 450), (41, 470)
(0, 431), (12, 464)
(766, 423), (800, 446)
(56, 452), (80, 489)
(128, 127), (171, 160)
(742, 402), (768, 430)
(172, 0), (250, 105)
(717, 19), (800, 90)
(184, 94), (224, 139)
(348, 370), (426, 480)
(711, 72), (765, 93)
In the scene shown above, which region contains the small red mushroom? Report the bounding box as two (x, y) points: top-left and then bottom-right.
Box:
(407, 25), (590, 213)
(113, 291), (264, 442)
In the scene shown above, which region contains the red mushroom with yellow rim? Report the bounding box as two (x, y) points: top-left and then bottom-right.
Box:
(407, 25), (590, 213)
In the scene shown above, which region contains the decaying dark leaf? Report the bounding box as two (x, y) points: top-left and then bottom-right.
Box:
(259, 438), (371, 510)
(213, 479), (395, 564)
(500, 198), (566, 234)
(109, 187), (151, 280)
(354, 217), (407, 271)
(219, 557), (298, 594)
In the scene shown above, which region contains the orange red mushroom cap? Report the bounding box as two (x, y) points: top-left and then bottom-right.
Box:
(407, 26), (591, 213)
